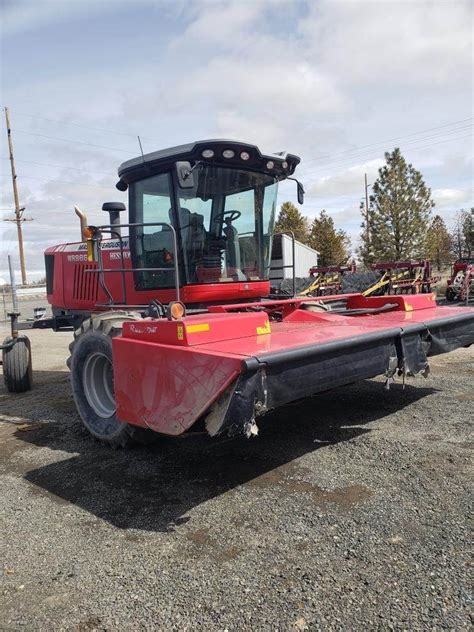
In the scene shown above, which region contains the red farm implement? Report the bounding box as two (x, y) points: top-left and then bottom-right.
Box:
(302, 263), (357, 296)
(366, 260), (440, 295)
(446, 259), (474, 302)
(2, 139), (473, 448)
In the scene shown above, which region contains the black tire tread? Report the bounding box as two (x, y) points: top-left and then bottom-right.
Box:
(68, 312), (157, 448)
(2, 336), (33, 393)
(445, 287), (456, 302)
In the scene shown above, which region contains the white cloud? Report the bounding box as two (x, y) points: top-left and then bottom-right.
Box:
(432, 187), (472, 209)
(171, 52), (344, 126)
(301, 0), (473, 86)
(0, 168), (124, 276)
(0, 0), (127, 36)
(307, 159), (384, 197)
(170, 0), (264, 49)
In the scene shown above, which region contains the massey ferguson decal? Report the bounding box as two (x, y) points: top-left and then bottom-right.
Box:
(67, 253), (88, 262)
(66, 251), (131, 262)
(64, 239), (130, 252)
(65, 239), (131, 262)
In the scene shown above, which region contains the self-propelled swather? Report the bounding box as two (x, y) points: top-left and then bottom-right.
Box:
(2, 139), (474, 447)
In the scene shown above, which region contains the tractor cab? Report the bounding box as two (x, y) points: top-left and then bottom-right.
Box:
(117, 140), (302, 299)
(45, 140), (302, 316)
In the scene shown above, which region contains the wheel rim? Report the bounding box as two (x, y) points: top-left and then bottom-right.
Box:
(82, 352), (116, 418)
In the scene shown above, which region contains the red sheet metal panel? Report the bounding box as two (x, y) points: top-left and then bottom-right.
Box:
(346, 293), (437, 311)
(121, 311), (271, 347)
(188, 304), (474, 358)
(48, 240), (270, 311)
(113, 338), (242, 435)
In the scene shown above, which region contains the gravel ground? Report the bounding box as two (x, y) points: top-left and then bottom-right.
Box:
(0, 323), (472, 630)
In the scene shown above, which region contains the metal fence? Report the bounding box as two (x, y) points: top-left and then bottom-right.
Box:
(1, 286), (48, 322)
(1, 286), (14, 322)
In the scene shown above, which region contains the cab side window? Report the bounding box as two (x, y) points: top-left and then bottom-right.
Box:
(130, 173), (176, 290)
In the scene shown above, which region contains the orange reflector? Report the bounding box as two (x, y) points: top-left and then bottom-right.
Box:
(168, 301), (186, 320)
(83, 226), (95, 240)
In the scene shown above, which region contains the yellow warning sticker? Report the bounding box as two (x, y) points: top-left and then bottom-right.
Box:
(186, 323), (210, 334)
(177, 325), (184, 340)
(256, 320), (271, 335)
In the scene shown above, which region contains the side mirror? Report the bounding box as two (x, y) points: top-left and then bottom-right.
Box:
(297, 181), (305, 205)
(176, 161), (195, 189)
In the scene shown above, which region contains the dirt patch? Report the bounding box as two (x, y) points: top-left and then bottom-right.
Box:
(246, 461), (372, 510)
(186, 527), (211, 545)
(185, 527), (243, 564)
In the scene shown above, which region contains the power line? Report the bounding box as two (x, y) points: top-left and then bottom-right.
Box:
(283, 181), (474, 206)
(301, 126), (473, 174)
(1, 128), (135, 154)
(0, 108), (471, 201)
(302, 117), (473, 166)
(0, 174), (114, 190)
(0, 106), (160, 143)
(0, 157), (116, 177)
(301, 132), (473, 178)
(2, 106), (471, 168)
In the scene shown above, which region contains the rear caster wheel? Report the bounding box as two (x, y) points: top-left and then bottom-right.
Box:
(2, 335), (33, 393)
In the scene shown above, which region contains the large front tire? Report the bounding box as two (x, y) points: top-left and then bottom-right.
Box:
(68, 313), (157, 448)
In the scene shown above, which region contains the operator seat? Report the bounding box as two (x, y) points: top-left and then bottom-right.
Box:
(172, 207), (207, 281)
(140, 218), (176, 288)
(173, 207), (191, 251)
(143, 227), (173, 253)
(223, 219), (245, 280)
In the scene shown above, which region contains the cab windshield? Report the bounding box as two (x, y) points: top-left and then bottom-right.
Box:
(130, 166), (278, 288)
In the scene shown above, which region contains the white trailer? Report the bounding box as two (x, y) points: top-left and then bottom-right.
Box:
(270, 233), (319, 283)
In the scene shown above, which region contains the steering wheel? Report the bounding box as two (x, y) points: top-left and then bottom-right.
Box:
(213, 210), (241, 224)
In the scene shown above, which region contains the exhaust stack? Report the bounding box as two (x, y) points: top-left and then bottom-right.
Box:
(74, 205), (88, 241)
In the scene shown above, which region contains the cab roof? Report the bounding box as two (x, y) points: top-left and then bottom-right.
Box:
(117, 139), (300, 186)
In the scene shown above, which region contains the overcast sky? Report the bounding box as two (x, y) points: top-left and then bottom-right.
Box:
(0, 0), (472, 281)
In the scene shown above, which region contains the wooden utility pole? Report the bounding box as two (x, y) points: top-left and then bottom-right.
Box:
(4, 107), (30, 286)
(364, 173), (370, 246)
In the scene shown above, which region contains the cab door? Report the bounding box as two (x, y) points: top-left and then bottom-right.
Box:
(128, 172), (179, 291)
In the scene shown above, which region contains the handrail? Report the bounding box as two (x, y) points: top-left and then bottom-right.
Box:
(84, 221), (181, 305)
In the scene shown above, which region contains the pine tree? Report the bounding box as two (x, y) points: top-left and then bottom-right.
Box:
(450, 208), (474, 259)
(451, 211), (464, 259)
(425, 215), (451, 270)
(275, 201), (310, 244)
(462, 208), (474, 258)
(309, 210), (351, 266)
(358, 148), (434, 263)
(358, 199), (376, 266)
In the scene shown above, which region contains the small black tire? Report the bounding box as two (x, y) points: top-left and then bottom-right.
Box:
(2, 336), (33, 393)
(68, 314), (158, 448)
(445, 287), (456, 302)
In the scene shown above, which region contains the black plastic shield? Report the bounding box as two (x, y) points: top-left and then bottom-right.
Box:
(216, 312), (474, 437)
